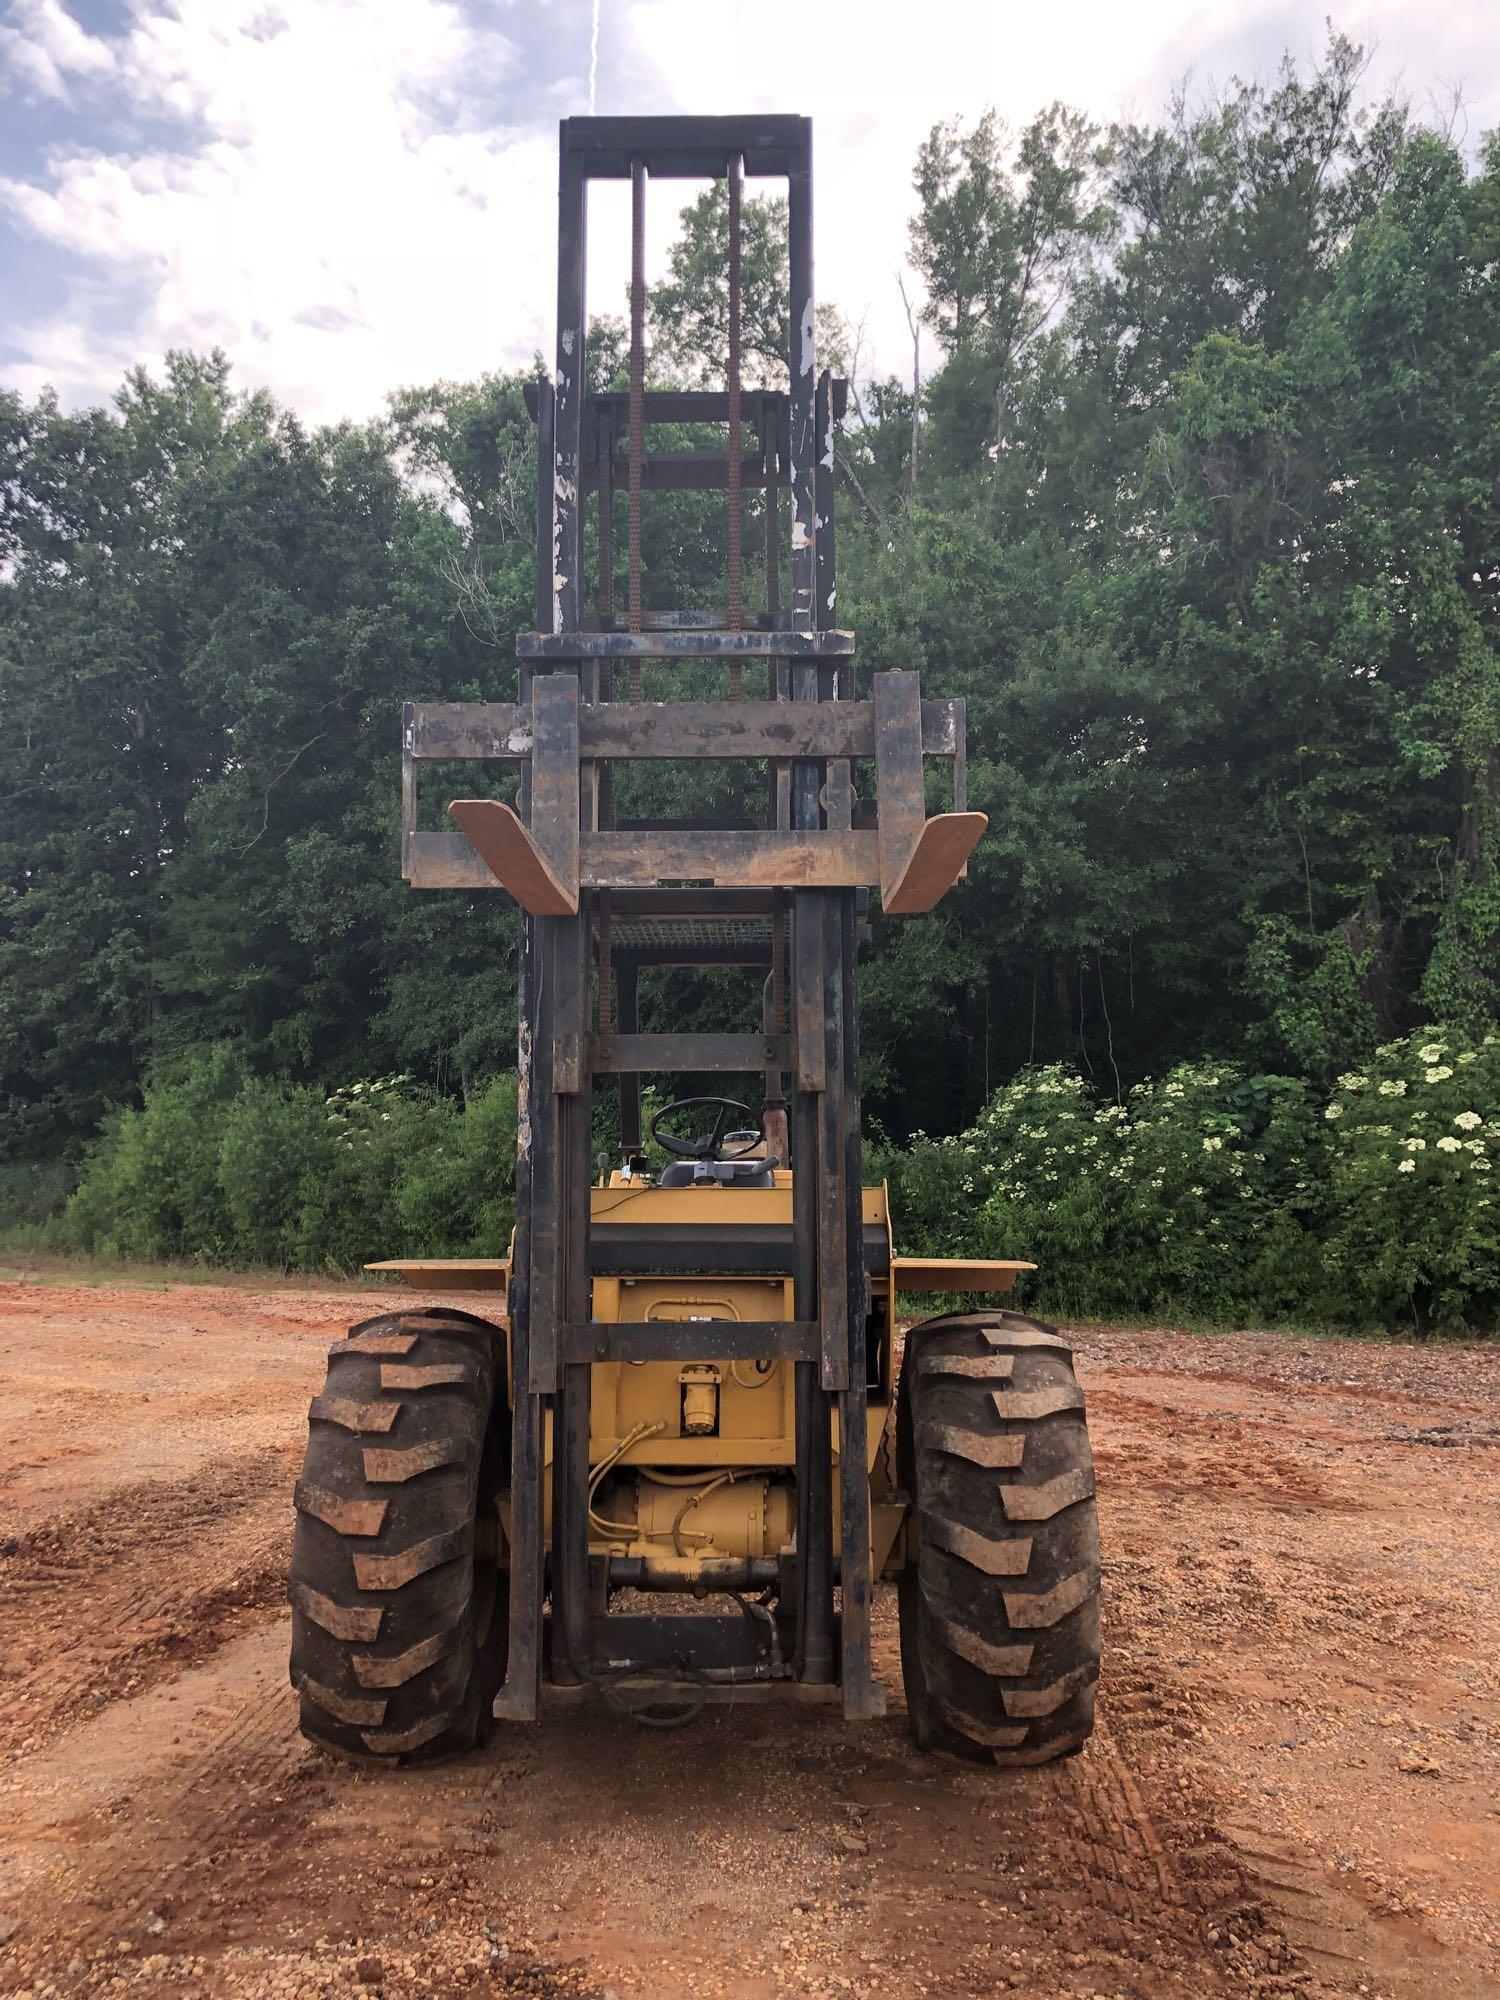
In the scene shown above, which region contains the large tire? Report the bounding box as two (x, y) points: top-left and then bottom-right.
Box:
(896, 1309), (1100, 1766)
(288, 1307), (508, 1764)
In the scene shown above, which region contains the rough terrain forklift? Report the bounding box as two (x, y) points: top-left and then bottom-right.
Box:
(288, 115), (1100, 1765)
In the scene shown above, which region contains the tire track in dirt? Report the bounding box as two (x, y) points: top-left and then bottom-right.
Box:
(1087, 1350), (1500, 2000)
(0, 1593), (1280, 2000)
(0, 1446), (297, 1759)
(1, 1624), (304, 1965)
(0, 1583), (1477, 2000)
(417, 1593), (1296, 2000)
(0, 1617), (587, 1998)
(825, 1616), (1297, 2000)
(1088, 1381), (1386, 1514)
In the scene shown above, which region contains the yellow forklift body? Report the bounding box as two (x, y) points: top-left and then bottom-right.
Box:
(368, 1180), (1031, 1580)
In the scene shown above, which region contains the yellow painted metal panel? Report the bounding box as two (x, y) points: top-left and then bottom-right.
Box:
(364, 1258), (509, 1293)
(890, 1257), (1035, 1293)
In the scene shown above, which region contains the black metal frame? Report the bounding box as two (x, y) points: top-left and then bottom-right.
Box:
(491, 115), (885, 1718)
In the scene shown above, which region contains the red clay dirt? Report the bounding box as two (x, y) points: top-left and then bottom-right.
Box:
(0, 1270), (1496, 2000)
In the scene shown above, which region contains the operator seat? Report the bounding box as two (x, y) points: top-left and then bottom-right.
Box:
(657, 1158), (777, 1189)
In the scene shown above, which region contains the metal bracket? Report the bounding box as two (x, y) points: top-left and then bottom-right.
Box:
(448, 676), (579, 914)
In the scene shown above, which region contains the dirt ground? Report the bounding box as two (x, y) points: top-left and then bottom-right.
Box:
(0, 1270), (1496, 2000)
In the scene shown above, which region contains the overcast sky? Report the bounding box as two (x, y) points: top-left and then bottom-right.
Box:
(2, 0), (1496, 426)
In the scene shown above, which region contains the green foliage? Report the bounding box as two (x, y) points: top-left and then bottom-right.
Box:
(1318, 1032), (1500, 1330)
(910, 103), (1108, 470)
(879, 1061), (1321, 1321)
(62, 1055), (516, 1273)
(0, 354), (523, 1165)
(216, 1074), (334, 1266)
(879, 1042), (1497, 1332)
(842, 38), (1499, 1113)
(648, 182), (791, 385)
(65, 1047), (247, 1262)
(44, 1033), (1496, 1334)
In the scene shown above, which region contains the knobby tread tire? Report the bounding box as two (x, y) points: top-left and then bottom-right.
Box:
(897, 1309), (1100, 1766)
(288, 1308), (508, 1765)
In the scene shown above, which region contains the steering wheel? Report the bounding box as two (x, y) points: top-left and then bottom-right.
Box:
(649, 1096), (763, 1162)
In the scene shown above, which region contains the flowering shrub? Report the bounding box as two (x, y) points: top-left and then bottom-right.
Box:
(967, 1067), (1124, 1315)
(875, 1061), (1318, 1319)
(1317, 1032), (1499, 1330)
(1105, 1065), (1322, 1320)
(877, 1035), (1497, 1331)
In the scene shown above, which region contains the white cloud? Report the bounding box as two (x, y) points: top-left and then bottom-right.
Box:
(1, 0), (560, 419)
(2, 0), (1497, 423)
(0, 0), (115, 99)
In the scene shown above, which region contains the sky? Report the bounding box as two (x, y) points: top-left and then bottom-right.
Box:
(1, 0), (1496, 427)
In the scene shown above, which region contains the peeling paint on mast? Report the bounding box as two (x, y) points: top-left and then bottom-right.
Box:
(552, 147), (586, 636)
(787, 149), (815, 633)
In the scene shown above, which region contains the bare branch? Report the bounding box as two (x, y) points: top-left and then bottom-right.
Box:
(235, 731), (330, 855)
(836, 446), (886, 527)
(896, 271), (922, 502)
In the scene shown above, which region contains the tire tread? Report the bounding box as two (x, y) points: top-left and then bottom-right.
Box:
(897, 1309), (1101, 1767)
(288, 1307), (507, 1767)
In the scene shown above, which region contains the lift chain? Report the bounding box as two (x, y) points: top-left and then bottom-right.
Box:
(771, 892), (788, 1034)
(597, 893), (613, 1036)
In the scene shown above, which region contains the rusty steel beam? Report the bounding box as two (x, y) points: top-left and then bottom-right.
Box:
(561, 114), (810, 180)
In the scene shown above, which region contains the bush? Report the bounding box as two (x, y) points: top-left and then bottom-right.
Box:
(877, 1061), (1315, 1320)
(876, 1038), (1495, 1332)
(394, 1073), (519, 1255)
(47, 1032), (1499, 1330)
(1318, 1032), (1499, 1330)
(217, 1077), (336, 1266)
(1101, 1065), (1322, 1321)
(957, 1066), (1119, 1315)
(66, 1047), (247, 1261)
(0, 1156), (79, 1235)
(64, 1054), (518, 1274)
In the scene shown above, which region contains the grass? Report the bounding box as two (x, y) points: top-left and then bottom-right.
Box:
(0, 1249), (397, 1293)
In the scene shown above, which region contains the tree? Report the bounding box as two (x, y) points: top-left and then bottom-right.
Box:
(1093, 31), (1409, 405)
(648, 182), (792, 386)
(909, 104), (1107, 470)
